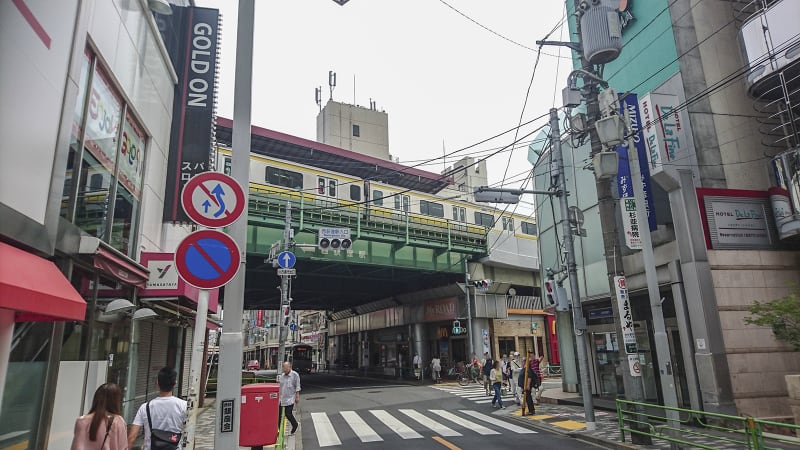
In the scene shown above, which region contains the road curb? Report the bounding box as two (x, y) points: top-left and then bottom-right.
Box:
(502, 409), (641, 450)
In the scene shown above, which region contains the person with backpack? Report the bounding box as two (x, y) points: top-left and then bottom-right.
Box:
(128, 367), (187, 450)
(481, 352), (493, 395)
(519, 351), (540, 415)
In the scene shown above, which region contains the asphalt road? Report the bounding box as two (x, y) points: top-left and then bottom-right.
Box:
(293, 373), (605, 450)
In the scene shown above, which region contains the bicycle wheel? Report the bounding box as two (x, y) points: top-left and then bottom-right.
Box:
(458, 374), (469, 386)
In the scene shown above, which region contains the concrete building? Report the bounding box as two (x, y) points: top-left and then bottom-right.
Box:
(0, 1), (220, 448)
(316, 100), (391, 161)
(533, 0), (800, 418)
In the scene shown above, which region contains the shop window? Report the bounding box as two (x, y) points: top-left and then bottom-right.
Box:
(498, 337), (515, 357)
(60, 50), (146, 258)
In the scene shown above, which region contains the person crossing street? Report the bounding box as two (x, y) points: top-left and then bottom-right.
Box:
(278, 361), (302, 435)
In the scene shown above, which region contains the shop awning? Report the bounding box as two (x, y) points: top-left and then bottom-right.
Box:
(0, 241), (87, 322)
(79, 237), (149, 288)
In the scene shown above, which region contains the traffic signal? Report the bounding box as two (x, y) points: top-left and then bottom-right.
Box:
(264, 323), (277, 328)
(452, 320), (465, 335)
(544, 279), (558, 307)
(318, 237), (353, 250)
(282, 305), (291, 326)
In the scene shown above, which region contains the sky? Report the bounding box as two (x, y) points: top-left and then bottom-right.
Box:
(196, 0), (570, 213)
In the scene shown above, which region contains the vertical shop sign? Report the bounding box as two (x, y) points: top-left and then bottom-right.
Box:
(163, 6), (220, 222)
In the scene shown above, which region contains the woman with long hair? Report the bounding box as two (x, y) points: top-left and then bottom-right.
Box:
(71, 383), (128, 450)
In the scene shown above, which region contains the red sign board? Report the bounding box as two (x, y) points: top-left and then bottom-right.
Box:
(175, 230), (240, 289)
(181, 172), (245, 228)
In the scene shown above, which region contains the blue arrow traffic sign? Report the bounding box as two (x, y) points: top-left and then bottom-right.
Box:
(289, 323), (297, 331)
(277, 251), (296, 269)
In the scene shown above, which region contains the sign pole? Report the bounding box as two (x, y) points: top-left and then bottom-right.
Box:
(215, 0), (254, 446)
(183, 288), (209, 449)
(277, 202), (292, 369)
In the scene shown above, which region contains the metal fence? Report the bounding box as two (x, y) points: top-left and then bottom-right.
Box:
(617, 399), (800, 449)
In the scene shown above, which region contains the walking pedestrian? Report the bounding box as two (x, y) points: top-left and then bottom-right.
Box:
(278, 361), (302, 435)
(490, 360), (505, 409)
(431, 355), (441, 383)
(128, 367), (187, 450)
(481, 352), (493, 395)
(71, 383), (128, 450)
(510, 352), (522, 404)
(413, 353), (422, 379)
(529, 352), (543, 404)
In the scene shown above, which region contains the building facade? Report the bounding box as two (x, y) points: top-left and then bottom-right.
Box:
(0, 1), (220, 448)
(534, 0), (800, 418)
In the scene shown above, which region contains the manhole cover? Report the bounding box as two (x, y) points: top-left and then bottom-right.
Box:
(305, 396), (326, 400)
(367, 391), (382, 394)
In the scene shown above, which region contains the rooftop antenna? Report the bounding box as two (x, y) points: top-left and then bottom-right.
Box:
(328, 70), (336, 101)
(315, 86), (322, 111)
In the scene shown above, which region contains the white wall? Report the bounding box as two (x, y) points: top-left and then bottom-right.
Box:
(0, 0), (80, 224)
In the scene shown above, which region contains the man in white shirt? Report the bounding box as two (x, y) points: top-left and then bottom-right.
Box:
(278, 361), (301, 435)
(128, 367), (187, 450)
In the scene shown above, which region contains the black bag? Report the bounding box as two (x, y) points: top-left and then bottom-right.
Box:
(482, 358), (493, 376)
(146, 401), (182, 450)
(517, 367), (525, 388)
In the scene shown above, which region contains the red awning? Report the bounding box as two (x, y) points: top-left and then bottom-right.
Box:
(0, 241), (87, 322)
(79, 237), (149, 288)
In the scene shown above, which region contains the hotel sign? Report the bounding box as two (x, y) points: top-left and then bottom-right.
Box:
(704, 197), (778, 249)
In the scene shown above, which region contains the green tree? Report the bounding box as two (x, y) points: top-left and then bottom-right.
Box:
(745, 288), (800, 350)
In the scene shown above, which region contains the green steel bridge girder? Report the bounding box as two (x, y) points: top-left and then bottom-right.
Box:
(246, 195), (488, 273)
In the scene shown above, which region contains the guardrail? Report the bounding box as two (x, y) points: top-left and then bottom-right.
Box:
(617, 399), (800, 449)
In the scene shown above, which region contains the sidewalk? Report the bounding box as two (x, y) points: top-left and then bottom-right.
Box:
(194, 398), (300, 450)
(512, 388), (799, 449)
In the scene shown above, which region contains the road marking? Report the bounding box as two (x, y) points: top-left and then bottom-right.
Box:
(432, 436), (462, 450)
(399, 409), (462, 437)
(370, 410), (423, 439)
(340, 411), (382, 442)
(551, 420), (587, 430)
(474, 399), (494, 404)
(428, 410), (499, 435)
(310, 412), (341, 447)
(459, 410), (537, 434)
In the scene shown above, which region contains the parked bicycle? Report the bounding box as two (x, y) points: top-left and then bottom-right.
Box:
(457, 363), (481, 386)
(541, 364), (561, 378)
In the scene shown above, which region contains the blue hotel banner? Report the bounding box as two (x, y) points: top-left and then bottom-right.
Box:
(616, 92), (657, 232)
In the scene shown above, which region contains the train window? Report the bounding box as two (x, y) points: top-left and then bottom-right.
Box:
(521, 221), (538, 236)
(474, 211), (494, 228)
(502, 217), (514, 231)
(394, 194), (409, 212)
(350, 185), (361, 201)
(452, 206), (466, 222)
(318, 177), (337, 197)
(266, 167), (303, 189)
(420, 200), (444, 218)
(373, 190), (384, 206)
(223, 157), (232, 175)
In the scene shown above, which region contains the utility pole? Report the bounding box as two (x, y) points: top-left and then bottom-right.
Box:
(215, 0), (254, 446)
(277, 202), (292, 367)
(549, 108), (596, 430)
(463, 260), (474, 359)
(574, 0), (658, 442)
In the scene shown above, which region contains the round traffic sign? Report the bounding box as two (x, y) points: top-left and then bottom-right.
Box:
(175, 230), (241, 289)
(181, 172), (245, 228)
(277, 251), (296, 269)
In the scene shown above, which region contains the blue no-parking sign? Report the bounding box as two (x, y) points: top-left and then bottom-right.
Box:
(175, 230), (241, 289)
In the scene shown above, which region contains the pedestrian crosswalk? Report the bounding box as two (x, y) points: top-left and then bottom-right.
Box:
(429, 383), (517, 405)
(307, 407), (536, 447)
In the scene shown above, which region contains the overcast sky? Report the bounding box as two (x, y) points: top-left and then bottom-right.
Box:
(196, 0), (569, 212)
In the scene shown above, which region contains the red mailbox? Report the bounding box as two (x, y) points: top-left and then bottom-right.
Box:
(240, 383), (280, 447)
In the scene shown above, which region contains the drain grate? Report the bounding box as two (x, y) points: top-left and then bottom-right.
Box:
(305, 396), (326, 400)
(367, 391), (382, 394)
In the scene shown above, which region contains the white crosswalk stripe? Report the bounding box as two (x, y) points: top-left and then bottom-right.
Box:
(459, 410), (537, 434)
(430, 384), (515, 406)
(398, 409), (462, 437)
(308, 408), (533, 447)
(370, 409), (423, 439)
(310, 412), (342, 447)
(340, 410), (382, 442)
(428, 409), (501, 435)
